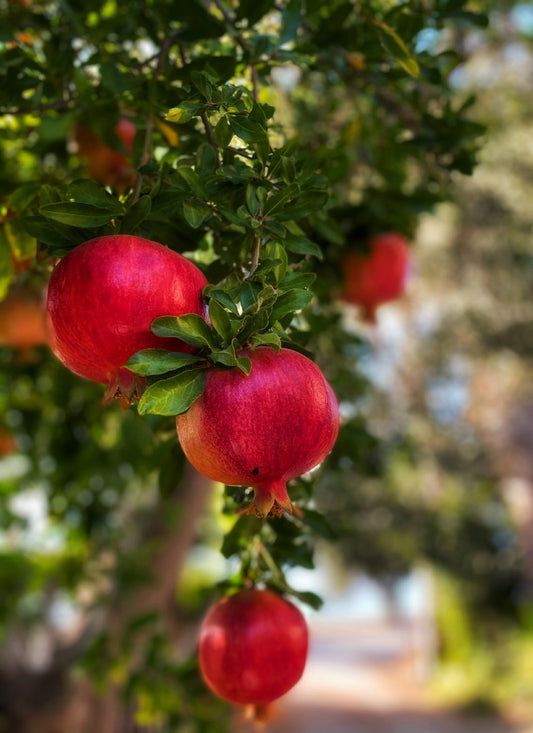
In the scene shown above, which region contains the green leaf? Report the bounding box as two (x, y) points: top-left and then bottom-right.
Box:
(238, 309), (270, 341)
(208, 299), (234, 345)
(178, 3), (225, 40)
(99, 61), (134, 94)
(263, 183), (299, 216)
(246, 184), (260, 217)
(273, 191), (329, 221)
(264, 241), (287, 283)
(126, 349), (202, 376)
(270, 289), (313, 321)
(240, 281), (261, 312)
(0, 230), (14, 300)
(68, 179), (125, 212)
(166, 101), (203, 124)
(374, 19), (420, 77)
(229, 114), (268, 144)
(298, 508), (338, 540)
(138, 369), (206, 416)
(151, 314), (217, 349)
(236, 354), (252, 375)
(210, 344), (240, 368)
(120, 195), (152, 232)
(39, 202), (118, 228)
(20, 216), (84, 251)
(221, 515), (263, 557)
(291, 589), (323, 610)
(284, 233), (323, 258)
(191, 70), (213, 100)
(280, 0), (302, 45)
(4, 219), (36, 262)
(235, 0), (275, 25)
(177, 167), (208, 198)
(249, 331), (282, 351)
(214, 116), (233, 147)
(281, 272), (317, 290)
(7, 183), (40, 214)
(196, 143), (217, 176)
(183, 198), (211, 228)
(203, 286), (240, 315)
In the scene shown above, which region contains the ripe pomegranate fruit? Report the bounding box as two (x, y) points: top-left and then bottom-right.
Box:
(0, 286), (48, 349)
(176, 346), (340, 517)
(198, 588), (308, 708)
(46, 234), (208, 402)
(342, 231), (410, 322)
(0, 428), (17, 458)
(73, 118), (136, 193)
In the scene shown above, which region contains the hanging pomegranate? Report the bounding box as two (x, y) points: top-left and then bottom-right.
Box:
(0, 285), (48, 349)
(176, 346), (340, 517)
(72, 117), (137, 193)
(46, 234), (208, 402)
(342, 231), (410, 322)
(198, 588), (309, 708)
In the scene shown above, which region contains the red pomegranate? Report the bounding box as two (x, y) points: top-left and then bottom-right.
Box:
(0, 286), (48, 349)
(73, 117), (136, 193)
(46, 234), (208, 401)
(176, 346), (340, 517)
(198, 588), (308, 707)
(0, 428), (17, 458)
(342, 232), (410, 322)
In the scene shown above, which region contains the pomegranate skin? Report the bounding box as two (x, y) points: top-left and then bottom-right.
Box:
(176, 346), (340, 517)
(342, 232), (410, 322)
(198, 589), (308, 706)
(46, 234), (208, 399)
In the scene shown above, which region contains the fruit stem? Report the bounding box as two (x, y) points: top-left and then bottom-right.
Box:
(244, 703), (271, 725)
(362, 303), (378, 324)
(255, 539), (286, 586)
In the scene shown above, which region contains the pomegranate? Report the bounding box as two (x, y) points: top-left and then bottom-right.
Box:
(342, 231), (410, 322)
(176, 346), (340, 517)
(0, 428), (17, 458)
(73, 118), (136, 193)
(0, 286), (48, 349)
(198, 588), (308, 707)
(46, 234), (208, 401)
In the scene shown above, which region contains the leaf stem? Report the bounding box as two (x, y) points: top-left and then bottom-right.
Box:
(130, 113), (153, 205)
(247, 236), (261, 279)
(201, 112), (222, 169)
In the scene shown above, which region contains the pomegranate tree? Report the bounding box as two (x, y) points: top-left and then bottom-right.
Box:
(342, 231), (410, 322)
(46, 234), (208, 402)
(198, 588), (308, 708)
(175, 346), (340, 517)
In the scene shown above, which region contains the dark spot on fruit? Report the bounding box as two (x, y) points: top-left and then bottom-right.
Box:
(252, 466), (259, 476)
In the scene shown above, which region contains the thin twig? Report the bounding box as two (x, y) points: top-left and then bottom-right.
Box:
(178, 42), (221, 168)
(200, 112), (222, 168)
(248, 236), (261, 278)
(130, 114), (153, 205)
(211, 0), (260, 101)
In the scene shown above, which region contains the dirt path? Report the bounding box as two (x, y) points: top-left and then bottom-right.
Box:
(234, 617), (533, 733)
